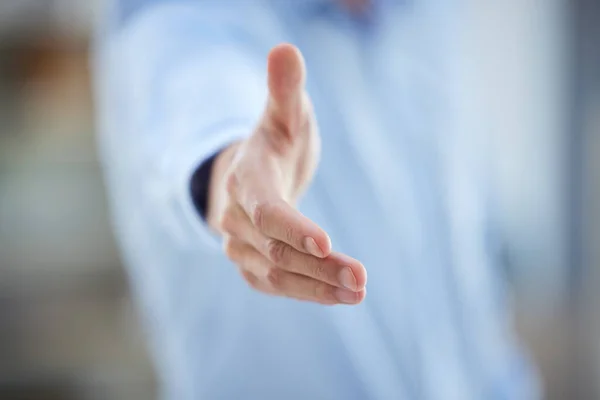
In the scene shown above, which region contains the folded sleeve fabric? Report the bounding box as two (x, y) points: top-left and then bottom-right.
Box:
(190, 149), (220, 221)
(96, 1), (285, 250)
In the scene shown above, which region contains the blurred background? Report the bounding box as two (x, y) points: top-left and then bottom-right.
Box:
(0, 1), (155, 399)
(0, 1), (597, 399)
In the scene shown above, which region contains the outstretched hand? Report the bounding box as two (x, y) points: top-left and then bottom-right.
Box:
(207, 44), (367, 305)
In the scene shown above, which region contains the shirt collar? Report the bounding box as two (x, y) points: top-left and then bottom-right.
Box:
(289, 0), (401, 20)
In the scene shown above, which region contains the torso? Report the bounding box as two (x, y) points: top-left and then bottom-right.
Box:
(103, 2), (539, 399)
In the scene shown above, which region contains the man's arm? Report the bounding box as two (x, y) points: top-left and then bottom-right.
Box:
(97, 2), (367, 305)
(97, 1), (275, 245)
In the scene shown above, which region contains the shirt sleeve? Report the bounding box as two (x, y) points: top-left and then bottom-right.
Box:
(190, 149), (221, 221)
(95, 1), (284, 250)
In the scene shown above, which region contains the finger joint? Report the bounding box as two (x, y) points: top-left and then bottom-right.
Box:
(223, 236), (239, 261)
(267, 240), (290, 265)
(283, 223), (296, 245)
(265, 267), (283, 290)
(311, 263), (327, 282)
(251, 202), (269, 230)
(219, 206), (237, 234)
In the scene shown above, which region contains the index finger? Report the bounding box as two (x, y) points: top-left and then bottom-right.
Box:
(247, 199), (331, 258)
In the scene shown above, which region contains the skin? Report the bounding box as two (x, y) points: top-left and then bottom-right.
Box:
(206, 44), (368, 305)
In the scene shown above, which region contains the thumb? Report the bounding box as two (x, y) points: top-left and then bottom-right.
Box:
(265, 43), (306, 136)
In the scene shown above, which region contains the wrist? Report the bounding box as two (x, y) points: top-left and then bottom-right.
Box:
(206, 141), (242, 231)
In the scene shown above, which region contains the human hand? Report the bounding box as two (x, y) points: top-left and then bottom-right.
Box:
(207, 44), (367, 305)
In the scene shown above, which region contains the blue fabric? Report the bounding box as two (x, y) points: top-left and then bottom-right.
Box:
(94, 1), (541, 399)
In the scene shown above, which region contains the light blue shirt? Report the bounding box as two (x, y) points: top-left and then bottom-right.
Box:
(95, 1), (540, 399)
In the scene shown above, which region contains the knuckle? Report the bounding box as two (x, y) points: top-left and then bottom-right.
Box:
(265, 267), (283, 290)
(311, 262), (327, 281)
(267, 240), (290, 265)
(251, 202), (268, 230)
(283, 223), (296, 244)
(218, 207), (236, 234)
(222, 236), (238, 261)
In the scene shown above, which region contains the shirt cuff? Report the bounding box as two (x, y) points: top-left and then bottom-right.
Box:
(160, 122), (252, 251)
(190, 149), (221, 221)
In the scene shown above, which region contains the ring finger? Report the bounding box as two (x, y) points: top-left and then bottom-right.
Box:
(228, 238), (364, 305)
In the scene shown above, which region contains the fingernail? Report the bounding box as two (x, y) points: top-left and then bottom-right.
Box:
(335, 288), (359, 304)
(338, 267), (357, 291)
(304, 237), (324, 258)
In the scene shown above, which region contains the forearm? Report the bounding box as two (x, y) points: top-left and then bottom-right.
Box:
(97, 2), (275, 246)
